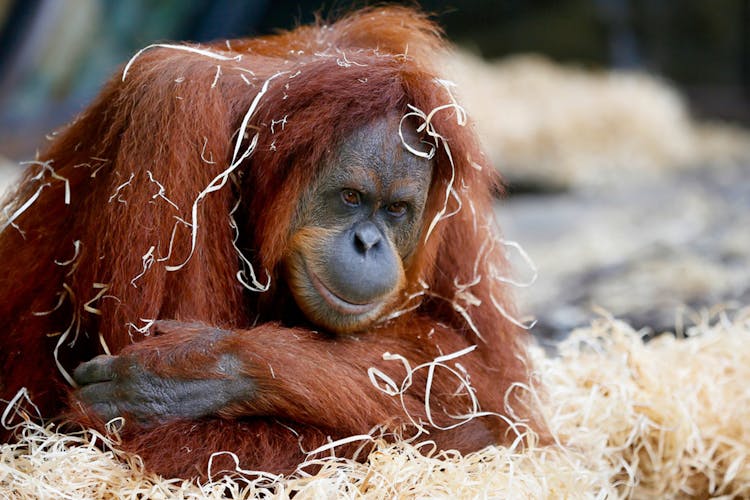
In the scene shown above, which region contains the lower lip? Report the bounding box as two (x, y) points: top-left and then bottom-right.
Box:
(307, 267), (380, 316)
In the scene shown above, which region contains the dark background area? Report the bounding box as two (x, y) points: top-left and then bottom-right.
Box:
(0, 0), (748, 160)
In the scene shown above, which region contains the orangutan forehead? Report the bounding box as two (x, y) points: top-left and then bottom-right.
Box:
(331, 115), (433, 187)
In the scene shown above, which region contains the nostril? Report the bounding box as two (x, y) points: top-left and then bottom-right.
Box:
(354, 223), (381, 253)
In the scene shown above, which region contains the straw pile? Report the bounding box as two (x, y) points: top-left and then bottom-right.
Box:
(2, 310), (748, 499)
(445, 52), (750, 189)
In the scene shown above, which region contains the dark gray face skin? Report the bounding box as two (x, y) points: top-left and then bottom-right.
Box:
(286, 115), (433, 333)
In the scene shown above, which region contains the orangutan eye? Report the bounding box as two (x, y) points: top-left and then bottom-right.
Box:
(386, 201), (408, 217)
(341, 189), (361, 206)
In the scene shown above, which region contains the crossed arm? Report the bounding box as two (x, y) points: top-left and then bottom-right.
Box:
(73, 320), (485, 434)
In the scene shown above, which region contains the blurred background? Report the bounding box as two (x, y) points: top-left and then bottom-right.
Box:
(1, 0), (749, 342)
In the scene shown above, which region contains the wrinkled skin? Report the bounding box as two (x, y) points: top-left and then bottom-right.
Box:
(74, 324), (255, 424)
